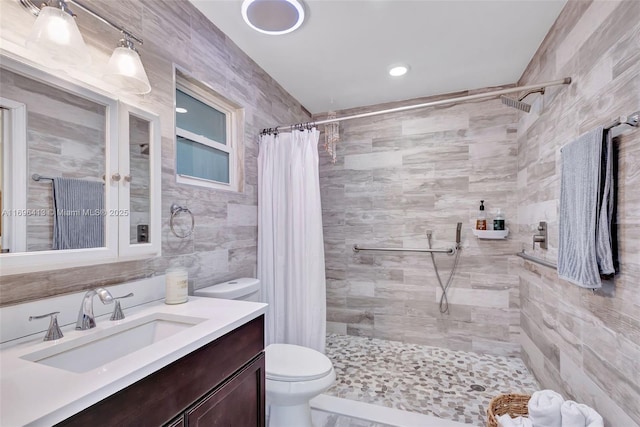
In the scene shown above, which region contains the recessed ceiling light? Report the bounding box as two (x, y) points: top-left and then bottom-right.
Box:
(389, 65), (409, 77)
(176, 107), (188, 114)
(241, 0), (305, 35)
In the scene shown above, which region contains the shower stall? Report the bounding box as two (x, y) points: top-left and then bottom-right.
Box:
(315, 86), (539, 427)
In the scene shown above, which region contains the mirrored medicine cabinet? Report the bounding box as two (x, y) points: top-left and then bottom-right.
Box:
(0, 55), (161, 275)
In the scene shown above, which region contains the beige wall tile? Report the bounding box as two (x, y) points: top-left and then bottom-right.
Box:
(517, 1), (640, 425)
(318, 94), (520, 356)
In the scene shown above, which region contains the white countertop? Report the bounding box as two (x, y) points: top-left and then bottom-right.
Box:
(0, 297), (267, 427)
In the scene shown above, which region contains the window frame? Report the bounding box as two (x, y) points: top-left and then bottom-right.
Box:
(174, 75), (243, 192)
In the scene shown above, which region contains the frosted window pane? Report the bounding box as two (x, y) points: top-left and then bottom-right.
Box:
(177, 136), (229, 184)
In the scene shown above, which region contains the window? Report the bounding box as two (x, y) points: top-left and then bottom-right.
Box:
(175, 73), (244, 192)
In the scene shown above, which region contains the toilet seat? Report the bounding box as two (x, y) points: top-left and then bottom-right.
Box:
(265, 344), (333, 382)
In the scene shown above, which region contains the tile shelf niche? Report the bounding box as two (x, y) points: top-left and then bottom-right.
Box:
(472, 228), (509, 239)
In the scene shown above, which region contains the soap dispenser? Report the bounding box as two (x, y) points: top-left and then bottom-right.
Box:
(476, 200), (487, 230)
(493, 208), (505, 231)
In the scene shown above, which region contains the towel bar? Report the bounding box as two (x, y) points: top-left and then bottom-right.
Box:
(604, 110), (639, 130)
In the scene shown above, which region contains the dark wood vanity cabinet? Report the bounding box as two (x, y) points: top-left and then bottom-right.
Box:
(56, 315), (265, 427)
(186, 354), (264, 426)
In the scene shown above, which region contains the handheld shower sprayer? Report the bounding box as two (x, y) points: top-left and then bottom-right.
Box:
(427, 222), (463, 314)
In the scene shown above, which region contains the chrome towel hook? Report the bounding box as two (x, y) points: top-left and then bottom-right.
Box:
(170, 203), (194, 238)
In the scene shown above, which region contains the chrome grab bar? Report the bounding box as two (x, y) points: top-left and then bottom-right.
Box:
(353, 245), (455, 255)
(516, 250), (557, 270)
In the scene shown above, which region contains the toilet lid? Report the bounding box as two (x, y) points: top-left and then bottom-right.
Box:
(265, 344), (333, 382)
(193, 278), (260, 299)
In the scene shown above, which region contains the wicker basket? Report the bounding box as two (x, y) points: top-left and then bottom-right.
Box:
(487, 393), (531, 427)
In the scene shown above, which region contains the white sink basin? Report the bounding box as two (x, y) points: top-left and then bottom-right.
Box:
(21, 313), (206, 373)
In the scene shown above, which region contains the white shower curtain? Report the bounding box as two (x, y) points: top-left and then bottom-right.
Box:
(258, 128), (327, 353)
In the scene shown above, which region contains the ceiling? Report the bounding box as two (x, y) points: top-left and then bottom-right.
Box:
(190, 0), (568, 114)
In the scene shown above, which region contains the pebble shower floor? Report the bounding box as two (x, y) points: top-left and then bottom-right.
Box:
(324, 334), (540, 426)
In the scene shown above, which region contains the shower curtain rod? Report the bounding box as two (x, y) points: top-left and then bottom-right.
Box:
(262, 77), (572, 133)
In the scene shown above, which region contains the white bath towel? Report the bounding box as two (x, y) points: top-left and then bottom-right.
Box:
(560, 401), (604, 427)
(497, 414), (533, 427)
(528, 390), (564, 427)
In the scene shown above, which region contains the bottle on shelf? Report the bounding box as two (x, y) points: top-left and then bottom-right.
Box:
(476, 200), (487, 230)
(493, 208), (505, 231)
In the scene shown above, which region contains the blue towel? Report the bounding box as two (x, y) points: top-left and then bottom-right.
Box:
(558, 126), (614, 289)
(52, 177), (104, 250)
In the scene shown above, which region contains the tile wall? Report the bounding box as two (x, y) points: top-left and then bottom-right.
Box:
(515, 1), (640, 425)
(0, 0), (310, 305)
(317, 91), (524, 356)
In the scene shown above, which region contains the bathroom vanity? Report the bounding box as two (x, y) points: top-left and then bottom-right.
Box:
(0, 288), (267, 427)
(58, 315), (265, 427)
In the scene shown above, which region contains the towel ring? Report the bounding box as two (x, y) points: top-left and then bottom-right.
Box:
(170, 203), (194, 238)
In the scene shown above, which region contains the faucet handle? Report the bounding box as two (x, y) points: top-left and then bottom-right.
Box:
(110, 293), (134, 321)
(29, 312), (63, 341)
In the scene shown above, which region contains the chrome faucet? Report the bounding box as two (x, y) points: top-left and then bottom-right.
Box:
(76, 288), (114, 330)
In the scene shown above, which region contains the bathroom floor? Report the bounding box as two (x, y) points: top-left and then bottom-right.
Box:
(324, 334), (540, 426)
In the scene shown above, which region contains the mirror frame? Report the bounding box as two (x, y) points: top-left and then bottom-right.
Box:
(0, 96), (27, 253)
(0, 55), (119, 275)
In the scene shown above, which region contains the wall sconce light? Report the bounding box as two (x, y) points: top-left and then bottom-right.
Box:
(20, 0), (151, 95)
(23, 0), (91, 68)
(104, 33), (151, 95)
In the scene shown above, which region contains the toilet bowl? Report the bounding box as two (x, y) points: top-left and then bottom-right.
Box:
(266, 343), (335, 427)
(194, 278), (335, 427)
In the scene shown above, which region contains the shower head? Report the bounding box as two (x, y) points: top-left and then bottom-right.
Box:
(500, 87), (545, 113)
(501, 95), (531, 112)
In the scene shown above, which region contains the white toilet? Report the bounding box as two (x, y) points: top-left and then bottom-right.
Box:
(194, 278), (335, 427)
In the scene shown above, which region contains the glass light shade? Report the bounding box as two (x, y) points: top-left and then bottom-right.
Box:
(103, 47), (151, 95)
(25, 6), (91, 69)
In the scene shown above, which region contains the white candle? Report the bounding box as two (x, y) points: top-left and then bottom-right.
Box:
(165, 267), (188, 304)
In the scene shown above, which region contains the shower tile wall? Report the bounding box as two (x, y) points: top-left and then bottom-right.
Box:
(515, 1), (640, 426)
(318, 94), (523, 356)
(0, 0), (310, 306)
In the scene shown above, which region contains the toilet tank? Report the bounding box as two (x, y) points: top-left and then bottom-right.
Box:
(193, 278), (261, 302)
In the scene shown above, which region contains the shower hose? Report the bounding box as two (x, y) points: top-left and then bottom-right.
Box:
(427, 233), (461, 314)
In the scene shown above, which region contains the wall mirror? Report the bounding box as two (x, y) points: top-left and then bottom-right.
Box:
(118, 103), (161, 258)
(1, 65), (112, 254)
(0, 55), (160, 275)
(129, 114), (152, 245)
